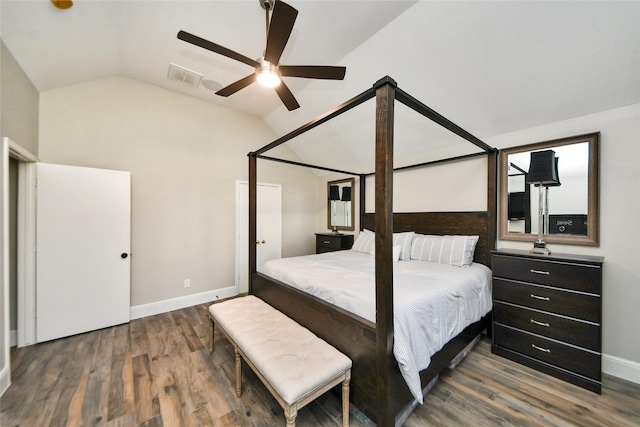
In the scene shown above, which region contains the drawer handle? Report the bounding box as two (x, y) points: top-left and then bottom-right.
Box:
(531, 269), (550, 275)
(530, 294), (550, 301)
(324, 240), (331, 244)
(530, 319), (550, 327)
(531, 344), (551, 353)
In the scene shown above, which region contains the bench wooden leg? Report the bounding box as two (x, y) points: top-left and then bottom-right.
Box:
(208, 313), (215, 354)
(342, 370), (351, 427)
(235, 347), (242, 397)
(284, 404), (298, 427)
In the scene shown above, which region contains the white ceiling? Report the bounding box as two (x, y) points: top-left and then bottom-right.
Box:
(2, 1), (639, 172)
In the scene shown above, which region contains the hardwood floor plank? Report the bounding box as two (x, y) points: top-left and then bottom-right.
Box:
(217, 408), (250, 427)
(81, 327), (115, 426)
(0, 338), (62, 423)
(132, 353), (161, 424)
(171, 308), (204, 353)
(108, 323), (135, 421)
(48, 332), (98, 427)
(66, 372), (90, 427)
(4, 307), (640, 427)
(13, 337), (80, 426)
(129, 317), (151, 358)
(191, 404), (215, 427)
(156, 369), (192, 427)
(105, 412), (136, 427)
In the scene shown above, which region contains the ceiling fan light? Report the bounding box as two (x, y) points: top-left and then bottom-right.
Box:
(256, 59), (281, 88)
(257, 70), (281, 88)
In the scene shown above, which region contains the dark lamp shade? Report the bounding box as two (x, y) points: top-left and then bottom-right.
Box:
(526, 150), (561, 186)
(341, 187), (351, 202)
(329, 185), (340, 201)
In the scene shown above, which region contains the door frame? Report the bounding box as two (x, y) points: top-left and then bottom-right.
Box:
(13, 145), (37, 347)
(1, 138), (37, 396)
(235, 180), (281, 295)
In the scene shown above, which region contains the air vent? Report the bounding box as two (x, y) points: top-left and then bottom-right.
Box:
(167, 63), (203, 87)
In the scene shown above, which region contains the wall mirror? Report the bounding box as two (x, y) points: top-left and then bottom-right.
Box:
(499, 132), (599, 246)
(327, 178), (355, 233)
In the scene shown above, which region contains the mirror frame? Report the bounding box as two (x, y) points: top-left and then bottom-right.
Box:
(327, 178), (355, 232)
(499, 132), (599, 246)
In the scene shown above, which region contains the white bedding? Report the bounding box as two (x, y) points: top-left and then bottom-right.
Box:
(258, 250), (492, 403)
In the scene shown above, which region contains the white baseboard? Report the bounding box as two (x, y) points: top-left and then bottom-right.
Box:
(130, 286), (238, 320)
(10, 329), (16, 347)
(603, 353), (640, 385)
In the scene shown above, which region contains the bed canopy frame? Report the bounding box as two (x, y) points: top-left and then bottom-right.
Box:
(248, 76), (498, 426)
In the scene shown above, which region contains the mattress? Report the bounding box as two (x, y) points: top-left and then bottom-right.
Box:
(259, 249), (492, 403)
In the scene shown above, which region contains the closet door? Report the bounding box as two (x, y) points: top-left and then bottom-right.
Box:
(36, 163), (131, 343)
(236, 181), (281, 294)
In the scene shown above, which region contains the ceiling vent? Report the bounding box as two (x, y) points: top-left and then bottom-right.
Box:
(167, 63), (203, 87)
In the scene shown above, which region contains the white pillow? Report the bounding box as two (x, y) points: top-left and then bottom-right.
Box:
(393, 231), (415, 261)
(369, 245), (402, 262)
(410, 234), (479, 267)
(352, 229), (414, 261)
(351, 229), (375, 253)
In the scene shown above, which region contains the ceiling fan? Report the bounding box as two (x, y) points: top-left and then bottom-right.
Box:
(177, 0), (346, 111)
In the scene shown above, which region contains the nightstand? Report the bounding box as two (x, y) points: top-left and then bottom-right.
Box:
(491, 249), (604, 393)
(315, 233), (354, 254)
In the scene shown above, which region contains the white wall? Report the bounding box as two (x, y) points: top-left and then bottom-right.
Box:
(39, 76), (317, 309)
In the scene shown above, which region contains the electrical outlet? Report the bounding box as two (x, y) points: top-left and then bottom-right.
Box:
(184, 279), (191, 288)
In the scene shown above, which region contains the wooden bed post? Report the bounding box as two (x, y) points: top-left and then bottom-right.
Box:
(374, 76), (396, 427)
(248, 153), (257, 294)
(487, 150), (498, 251)
(359, 174), (366, 231)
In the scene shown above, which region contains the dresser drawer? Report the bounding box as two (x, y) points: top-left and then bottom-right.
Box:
(493, 324), (600, 381)
(493, 255), (601, 294)
(493, 302), (600, 351)
(315, 234), (354, 253)
(493, 278), (600, 323)
(317, 235), (343, 249)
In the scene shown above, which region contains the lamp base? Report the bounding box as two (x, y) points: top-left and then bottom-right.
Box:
(530, 242), (551, 255)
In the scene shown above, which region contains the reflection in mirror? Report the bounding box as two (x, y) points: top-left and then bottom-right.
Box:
(499, 133), (599, 246)
(327, 178), (355, 233)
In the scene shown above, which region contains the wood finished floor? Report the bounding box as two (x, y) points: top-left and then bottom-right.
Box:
(2, 302), (639, 427)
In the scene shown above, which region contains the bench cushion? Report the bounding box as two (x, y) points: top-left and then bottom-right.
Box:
(209, 295), (352, 405)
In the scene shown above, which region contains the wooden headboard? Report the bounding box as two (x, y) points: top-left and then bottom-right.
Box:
(362, 211), (493, 267)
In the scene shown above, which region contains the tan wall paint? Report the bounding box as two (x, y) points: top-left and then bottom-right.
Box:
(39, 76), (317, 307)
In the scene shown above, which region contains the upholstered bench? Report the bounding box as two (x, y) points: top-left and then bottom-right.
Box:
(208, 295), (352, 427)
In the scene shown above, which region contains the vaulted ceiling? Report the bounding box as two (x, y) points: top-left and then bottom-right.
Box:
(2, 1), (639, 172)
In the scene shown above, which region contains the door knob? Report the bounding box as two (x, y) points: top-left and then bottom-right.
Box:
(121, 253), (129, 259)
(255, 240), (266, 245)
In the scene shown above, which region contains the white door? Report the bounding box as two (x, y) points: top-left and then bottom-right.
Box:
(236, 181), (281, 294)
(36, 163), (131, 342)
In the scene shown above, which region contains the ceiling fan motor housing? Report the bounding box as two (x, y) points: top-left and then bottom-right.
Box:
(260, 0), (276, 11)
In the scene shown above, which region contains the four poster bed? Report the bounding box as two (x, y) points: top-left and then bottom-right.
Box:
(248, 76), (498, 426)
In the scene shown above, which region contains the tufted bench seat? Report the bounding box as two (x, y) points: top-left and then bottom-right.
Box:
(208, 295), (352, 427)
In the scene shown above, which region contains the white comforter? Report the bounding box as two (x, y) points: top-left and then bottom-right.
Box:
(259, 250), (492, 403)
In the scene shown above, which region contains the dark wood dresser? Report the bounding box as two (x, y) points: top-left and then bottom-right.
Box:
(491, 249), (604, 393)
(315, 233), (354, 254)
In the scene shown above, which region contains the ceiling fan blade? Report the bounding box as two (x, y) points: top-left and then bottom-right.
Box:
(274, 82), (300, 111)
(279, 65), (346, 80)
(264, 1), (298, 65)
(178, 30), (259, 68)
(216, 74), (257, 97)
